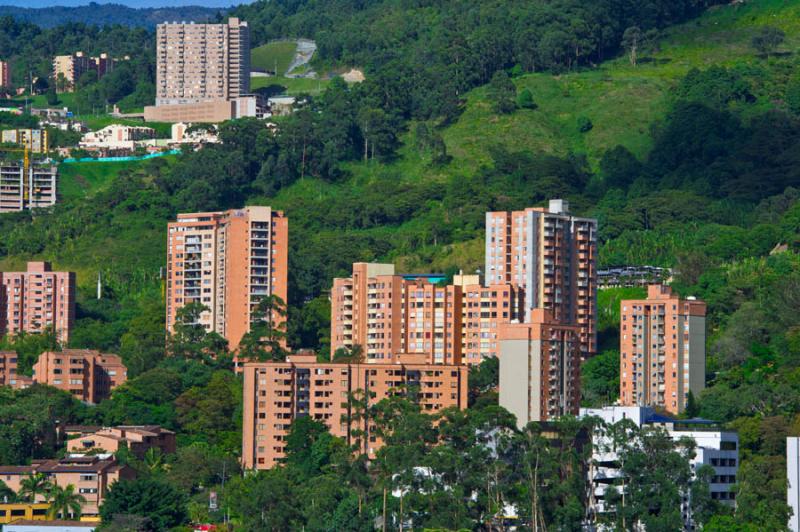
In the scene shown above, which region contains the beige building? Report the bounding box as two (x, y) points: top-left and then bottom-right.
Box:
(0, 455), (134, 517)
(80, 124), (155, 150)
(0, 164), (57, 212)
(619, 285), (706, 414)
(68, 426), (176, 458)
(52, 52), (113, 93)
(498, 308), (582, 426)
(486, 199), (597, 359)
(1, 129), (48, 154)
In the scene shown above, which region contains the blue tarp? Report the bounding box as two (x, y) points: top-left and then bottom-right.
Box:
(61, 149), (180, 164)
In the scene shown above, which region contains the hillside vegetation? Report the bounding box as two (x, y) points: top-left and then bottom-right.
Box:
(0, 0), (799, 526)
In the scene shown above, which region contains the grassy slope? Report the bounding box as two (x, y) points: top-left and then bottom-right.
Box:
(59, 155), (177, 199)
(251, 41), (298, 74)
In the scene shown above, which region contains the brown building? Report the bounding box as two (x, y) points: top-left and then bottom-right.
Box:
(498, 309), (582, 426)
(52, 52), (114, 93)
(67, 426), (176, 458)
(0, 454), (134, 516)
(486, 199), (597, 359)
(0, 351), (32, 389)
(32, 350), (127, 404)
(0, 262), (75, 342)
(241, 353), (469, 469)
(0, 60), (9, 88)
(0, 164), (58, 213)
(166, 206), (289, 352)
(619, 285), (706, 415)
(331, 263), (523, 365)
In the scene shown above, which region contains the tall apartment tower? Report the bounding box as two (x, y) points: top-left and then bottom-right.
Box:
(241, 352), (468, 469)
(166, 206), (288, 350)
(498, 308), (582, 426)
(0, 61), (9, 88)
(619, 285), (706, 415)
(486, 199), (597, 358)
(331, 263), (523, 365)
(0, 262), (75, 343)
(156, 18), (250, 106)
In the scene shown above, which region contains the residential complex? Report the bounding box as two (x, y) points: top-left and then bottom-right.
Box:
(0, 454), (134, 516)
(241, 352), (468, 469)
(52, 52), (115, 93)
(145, 18), (257, 123)
(0, 60), (9, 88)
(0, 262), (75, 342)
(485, 199), (597, 358)
(0, 163), (58, 212)
(498, 308), (582, 425)
(1, 129), (49, 153)
(331, 263), (523, 365)
(789, 437), (800, 532)
(80, 124), (155, 150)
(32, 349), (127, 404)
(67, 425), (176, 458)
(619, 285), (706, 415)
(166, 206), (288, 351)
(581, 406), (738, 527)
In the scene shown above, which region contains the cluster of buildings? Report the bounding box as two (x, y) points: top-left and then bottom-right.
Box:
(76, 122), (219, 156)
(52, 52), (123, 93)
(1, 129), (49, 154)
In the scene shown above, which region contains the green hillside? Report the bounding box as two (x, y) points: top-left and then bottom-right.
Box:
(251, 40), (298, 74)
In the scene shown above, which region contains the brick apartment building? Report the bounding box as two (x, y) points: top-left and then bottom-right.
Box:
(52, 52), (114, 93)
(67, 425), (176, 458)
(619, 285), (706, 415)
(331, 263), (523, 365)
(0, 262), (75, 342)
(166, 206), (288, 351)
(145, 18), (254, 122)
(485, 199), (597, 359)
(0, 351), (32, 389)
(0, 164), (58, 213)
(32, 350), (127, 404)
(0, 60), (9, 88)
(0, 454), (134, 516)
(498, 308), (582, 425)
(242, 353), (469, 469)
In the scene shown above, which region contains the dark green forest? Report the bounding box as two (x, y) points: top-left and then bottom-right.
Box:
(0, 0), (799, 529)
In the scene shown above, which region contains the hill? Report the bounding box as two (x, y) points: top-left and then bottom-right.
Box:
(0, 2), (225, 28)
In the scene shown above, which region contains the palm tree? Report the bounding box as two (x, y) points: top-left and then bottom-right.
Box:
(19, 473), (52, 502)
(47, 484), (86, 520)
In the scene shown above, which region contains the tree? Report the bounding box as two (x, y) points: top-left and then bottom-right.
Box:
(599, 145), (642, 190)
(237, 295), (289, 362)
(577, 116), (593, 133)
(100, 478), (187, 531)
(517, 88), (537, 109)
(622, 26), (642, 66)
(167, 302), (227, 361)
(487, 70), (517, 114)
(19, 473), (52, 502)
(751, 26), (785, 57)
(47, 484), (86, 520)
(468, 356), (498, 406)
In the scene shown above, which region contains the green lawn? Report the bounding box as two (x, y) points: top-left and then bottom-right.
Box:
(251, 41), (298, 75)
(58, 156), (177, 200)
(251, 75), (330, 96)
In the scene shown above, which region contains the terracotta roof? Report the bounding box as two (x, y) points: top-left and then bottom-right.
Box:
(0, 465), (35, 474)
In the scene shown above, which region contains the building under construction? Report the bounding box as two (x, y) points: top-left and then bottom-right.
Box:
(0, 163), (57, 212)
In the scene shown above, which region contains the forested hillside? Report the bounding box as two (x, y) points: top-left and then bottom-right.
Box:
(0, 0), (799, 527)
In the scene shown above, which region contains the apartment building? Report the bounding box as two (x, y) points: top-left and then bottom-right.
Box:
(1, 129), (49, 154)
(486, 199), (597, 358)
(52, 52), (114, 93)
(498, 308), (582, 425)
(581, 406), (738, 527)
(0, 262), (75, 342)
(144, 18), (252, 122)
(619, 285), (706, 415)
(331, 263), (523, 365)
(80, 124), (155, 150)
(0, 454), (134, 516)
(0, 164), (58, 212)
(789, 437), (800, 532)
(68, 425), (176, 458)
(32, 350), (127, 404)
(0, 351), (32, 389)
(0, 60), (9, 88)
(166, 206), (288, 351)
(242, 352), (469, 469)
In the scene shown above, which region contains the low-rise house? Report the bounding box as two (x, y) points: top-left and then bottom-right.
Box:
(80, 125), (155, 150)
(68, 426), (176, 458)
(0, 454), (134, 517)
